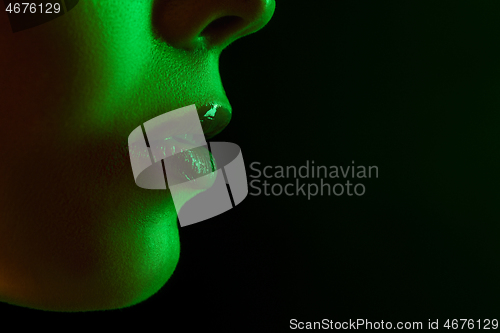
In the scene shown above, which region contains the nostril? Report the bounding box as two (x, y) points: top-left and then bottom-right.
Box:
(200, 16), (246, 42)
(152, 0), (275, 50)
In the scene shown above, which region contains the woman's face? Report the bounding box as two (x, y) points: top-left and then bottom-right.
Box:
(0, 0), (275, 311)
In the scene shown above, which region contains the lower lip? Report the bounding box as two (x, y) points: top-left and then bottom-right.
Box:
(135, 138), (217, 190)
(163, 140), (217, 189)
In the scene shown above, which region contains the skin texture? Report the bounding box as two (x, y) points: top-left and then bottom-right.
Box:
(0, 0), (275, 311)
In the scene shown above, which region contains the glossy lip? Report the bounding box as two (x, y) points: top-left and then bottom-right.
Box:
(140, 102), (231, 146)
(159, 141), (217, 188)
(196, 103), (232, 140)
(126, 102), (231, 151)
(126, 102), (231, 185)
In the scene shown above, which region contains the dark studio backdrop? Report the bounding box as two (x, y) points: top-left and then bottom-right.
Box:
(3, 1), (500, 329)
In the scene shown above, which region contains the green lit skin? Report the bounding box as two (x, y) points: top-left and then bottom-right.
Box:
(0, 1), (275, 311)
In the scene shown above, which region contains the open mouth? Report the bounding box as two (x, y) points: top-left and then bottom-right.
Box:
(128, 103), (231, 189)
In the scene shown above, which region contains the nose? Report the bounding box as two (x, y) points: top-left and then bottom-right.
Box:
(152, 0), (276, 51)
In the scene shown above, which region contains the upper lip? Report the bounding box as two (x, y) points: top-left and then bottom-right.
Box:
(129, 102), (232, 150)
(196, 103), (232, 140)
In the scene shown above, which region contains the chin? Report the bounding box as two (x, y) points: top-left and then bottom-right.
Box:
(0, 193), (182, 312)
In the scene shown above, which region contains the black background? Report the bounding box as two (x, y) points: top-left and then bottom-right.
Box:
(2, 1), (500, 330)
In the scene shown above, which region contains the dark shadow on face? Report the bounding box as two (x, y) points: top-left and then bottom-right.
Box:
(0, 0), (275, 312)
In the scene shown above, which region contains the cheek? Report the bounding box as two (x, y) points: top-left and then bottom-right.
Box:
(0, 21), (95, 137)
(0, 0), (186, 311)
(0, 137), (181, 311)
(0, 40), (69, 120)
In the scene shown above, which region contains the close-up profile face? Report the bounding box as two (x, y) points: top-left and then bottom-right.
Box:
(0, 0), (275, 311)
